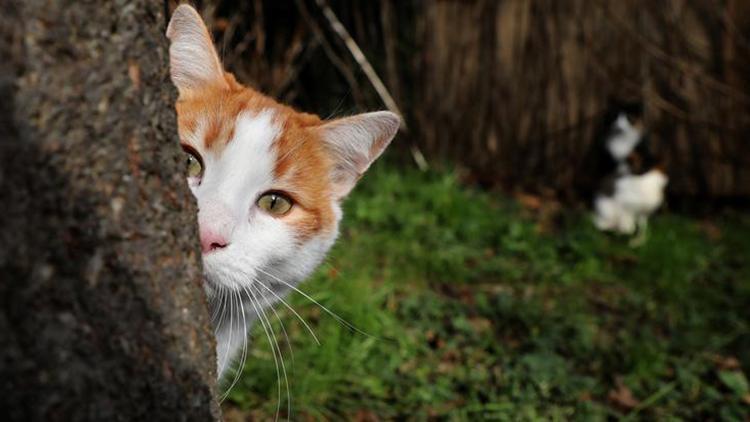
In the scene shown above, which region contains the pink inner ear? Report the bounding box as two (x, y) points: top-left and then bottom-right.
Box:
(167, 5), (227, 93)
(318, 111), (400, 199)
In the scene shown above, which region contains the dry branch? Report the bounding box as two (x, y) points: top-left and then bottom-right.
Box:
(314, 0), (406, 125)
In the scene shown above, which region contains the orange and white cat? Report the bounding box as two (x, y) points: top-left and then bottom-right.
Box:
(166, 5), (399, 378)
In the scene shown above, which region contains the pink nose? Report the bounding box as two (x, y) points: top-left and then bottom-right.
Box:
(200, 228), (229, 254)
(197, 202), (234, 254)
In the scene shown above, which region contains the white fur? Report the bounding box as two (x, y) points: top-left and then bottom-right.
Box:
(319, 111), (401, 199)
(186, 112), (340, 377)
(593, 169), (668, 235)
(166, 5), (226, 93)
(197, 111), (399, 378)
(607, 113), (642, 166)
(167, 4), (399, 380)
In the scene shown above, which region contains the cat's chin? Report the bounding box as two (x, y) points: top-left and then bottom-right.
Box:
(201, 270), (234, 299)
(201, 276), (233, 296)
(201, 270), (263, 301)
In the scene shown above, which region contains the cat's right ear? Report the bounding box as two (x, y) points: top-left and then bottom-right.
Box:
(166, 5), (227, 95)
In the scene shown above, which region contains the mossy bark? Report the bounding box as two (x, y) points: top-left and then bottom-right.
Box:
(0, 1), (219, 420)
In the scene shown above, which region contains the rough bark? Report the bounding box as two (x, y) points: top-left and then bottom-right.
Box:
(0, 1), (219, 420)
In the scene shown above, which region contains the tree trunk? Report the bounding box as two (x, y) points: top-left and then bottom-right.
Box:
(0, 1), (219, 420)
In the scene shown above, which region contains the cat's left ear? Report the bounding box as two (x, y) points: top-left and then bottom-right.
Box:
(317, 111), (400, 200)
(166, 5), (227, 95)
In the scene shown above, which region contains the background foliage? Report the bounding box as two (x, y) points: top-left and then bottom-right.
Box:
(223, 162), (750, 420)
(163, 1), (750, 419)
(189, 0), (750, 200)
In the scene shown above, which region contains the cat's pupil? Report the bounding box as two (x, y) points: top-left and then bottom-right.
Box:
(269, 195), (278, 209)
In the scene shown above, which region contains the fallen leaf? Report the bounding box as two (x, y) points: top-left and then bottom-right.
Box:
(468, 317), (492, 333)
(437, 361), (455, 374)
(222, 405), (248, 422)
(516, 192), (542, 210)
(699, 221), (722, 241)
(711, 354), (741, 371)
(608, 378), (639, 410)
(354, 409), (379, 422)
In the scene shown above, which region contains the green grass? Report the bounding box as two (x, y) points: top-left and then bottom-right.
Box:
(224, 163), (750, 421)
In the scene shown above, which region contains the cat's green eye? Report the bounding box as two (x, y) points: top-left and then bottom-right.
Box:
(257, 192), (293, 216)
(185, 150), (203, 178)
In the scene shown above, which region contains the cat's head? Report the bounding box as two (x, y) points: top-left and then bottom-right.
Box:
(166, 5), (399, 301)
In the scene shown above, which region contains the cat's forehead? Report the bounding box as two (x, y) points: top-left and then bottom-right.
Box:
(180, 84), (323, 151)
(177, 87), (282, 151)
(176, 85), (337, 238)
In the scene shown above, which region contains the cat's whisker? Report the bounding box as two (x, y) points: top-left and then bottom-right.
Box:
(247, 285), (290, 421)
(168, 4), (399, 413)
(209, 288), (219, 324)
(209, 288), (221, 323)
(219, 289), (249, 403)
(257, 267), (378, 340)
(226, 291), (239, 382)
(212, 287), (228, 330)
(254, 277), (320, 346)
(323, 93), (349, 120)
(229, 289), (238, 369)
(217, 287), (235, 377)
(218, 290), (237, 401)
(251, 283), (292, 420)
(253, 280), (296, 366)
(210, 289), (225, 380)
(242, 285), (283, 421)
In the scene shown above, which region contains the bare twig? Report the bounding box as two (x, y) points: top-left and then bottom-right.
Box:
(272, 26), (317, 97)
(295, 0), (365, 107)
(380, 0), (402, 108)
(313, 0), (406, 127)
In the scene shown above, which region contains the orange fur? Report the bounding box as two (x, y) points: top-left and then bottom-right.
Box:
(167, 4), (400, 381)
(176, 77), (336, 241)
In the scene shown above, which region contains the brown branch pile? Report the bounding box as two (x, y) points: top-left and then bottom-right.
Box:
(183, 0), (750, 200)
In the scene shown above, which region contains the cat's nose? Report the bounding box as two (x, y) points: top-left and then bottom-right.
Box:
(197, 202), (234, 254)
(200, 228), (229, 253)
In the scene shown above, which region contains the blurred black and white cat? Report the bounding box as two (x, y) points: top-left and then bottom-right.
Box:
(592, 108), (668, 242)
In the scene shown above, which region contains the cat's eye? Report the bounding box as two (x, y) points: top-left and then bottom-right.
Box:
(257, 192), (293, 216)
(183, 147), (203, 179)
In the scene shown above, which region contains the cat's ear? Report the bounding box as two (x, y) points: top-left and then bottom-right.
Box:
(318, 111), (400, 199)
(166, 5), (227, 94)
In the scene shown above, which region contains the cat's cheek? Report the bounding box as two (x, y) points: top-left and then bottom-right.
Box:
(200, 255), (222, 288)
(277, 203), (337, 245)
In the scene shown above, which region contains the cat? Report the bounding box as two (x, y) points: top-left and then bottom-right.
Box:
(592, 110), (668, 243)
(593, 169), (668, 236)
(166, 5), (399, 380)
(606, 113), (644, 175)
